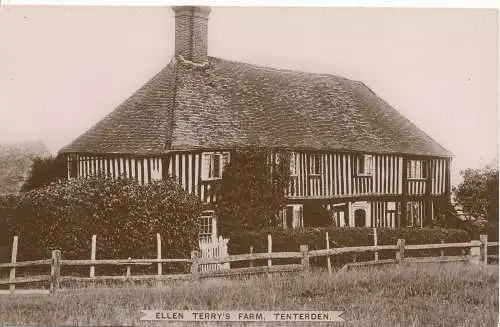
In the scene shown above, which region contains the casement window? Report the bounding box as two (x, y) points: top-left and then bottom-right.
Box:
(385, 202), (397, 228)
(331, 204), (347, 227)
(309, 155), (322, 175)
(407, 201), (423, 228)
(357, 154), (373, 176)
(407, 160), (427, 179)
(282, 204), (304, 229)
(201, 152), (229, 180)
(198, 210), (216, 242)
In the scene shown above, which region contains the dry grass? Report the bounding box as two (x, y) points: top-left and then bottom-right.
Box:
(0, 263), (498, 327)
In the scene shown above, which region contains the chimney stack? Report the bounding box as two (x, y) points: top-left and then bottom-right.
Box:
(172, 6), (211, 64)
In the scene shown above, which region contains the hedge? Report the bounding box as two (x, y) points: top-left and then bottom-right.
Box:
(228, 227), (472, 268)
(0, 174), (202, 275)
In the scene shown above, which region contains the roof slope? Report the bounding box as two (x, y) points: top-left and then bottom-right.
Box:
(60, 62), (176, 155)
(60, 56), (452, 157)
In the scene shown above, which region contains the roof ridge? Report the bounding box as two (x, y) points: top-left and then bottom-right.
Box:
(208, 56), (361, 83)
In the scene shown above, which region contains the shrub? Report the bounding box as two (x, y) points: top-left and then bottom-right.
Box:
(214, 148), (291, 239)
(228, 227), (472, 267)
(6, 174), (202, 270)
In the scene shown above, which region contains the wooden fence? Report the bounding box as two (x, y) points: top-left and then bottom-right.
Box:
(0, 234), (497, 295)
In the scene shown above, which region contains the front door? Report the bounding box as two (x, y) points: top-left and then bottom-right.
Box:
(354, 209), (366, 227)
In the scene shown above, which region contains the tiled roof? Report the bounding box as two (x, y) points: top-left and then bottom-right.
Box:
(60, 56), (453, 157)
(60, 62), (176, 155)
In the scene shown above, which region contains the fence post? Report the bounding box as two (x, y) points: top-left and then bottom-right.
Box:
(126, 257), (131, 278)
(9, 236), (18, 294)
(300, 245), (310, 272)
(267, 234), (272, 268)
(326, 232), (332, 275)
(90, 234), (96, 278)
(50, 250), (61, 295)
(480, 234), (488, 267)
(249, 246), (254, 268)
(373, 228), (378, 262)
(267, 234), (272, 280)
(190, 250), (199, 279)
(440, 239), (445, 258)
(469, 240), (481, 265)
(157, 233), (162, 276)
(396, 239), (405, 265)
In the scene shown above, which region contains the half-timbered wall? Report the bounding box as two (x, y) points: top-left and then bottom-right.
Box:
(286, 152), (448, 199)
(165, 152), (216, 204)
(370, 201), (398, 228)
(429, 158), (447, 195)
(67, 151), (450, 206)
(68, 154), (163, 185)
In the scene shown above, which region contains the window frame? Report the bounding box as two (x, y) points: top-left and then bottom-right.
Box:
(357, 154), (373, 176)
(406, 201), (422, 228)
(407, 160), (427, 180)
(198, 210), (216, 242)
(309, 154), (322, 176)
(201, 151), (230, 181)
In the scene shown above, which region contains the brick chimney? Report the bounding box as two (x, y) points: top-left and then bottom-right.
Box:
(172, 6), (211, 64)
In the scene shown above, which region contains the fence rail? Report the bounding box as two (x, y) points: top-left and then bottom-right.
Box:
(0, 234), (496, 295)
(61, 258), (191, 266)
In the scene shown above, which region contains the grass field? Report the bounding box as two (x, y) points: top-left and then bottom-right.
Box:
(0, 263), (498, 326)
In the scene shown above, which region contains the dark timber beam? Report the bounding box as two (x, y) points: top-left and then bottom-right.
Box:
(424, 159), (433, 226)
(400, 156), (408, 227)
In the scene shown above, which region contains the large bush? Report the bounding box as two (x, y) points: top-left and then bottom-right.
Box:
(228, 227), (472, 267)
(214, 148), (291, 239)
(6, 175), (201, 264)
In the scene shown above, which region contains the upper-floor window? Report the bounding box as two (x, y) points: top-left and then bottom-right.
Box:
(357, 154), (373, 176)
(407, 160), (426, 179)
(309, 154), (322, 175)
(201, 152), (229, 180)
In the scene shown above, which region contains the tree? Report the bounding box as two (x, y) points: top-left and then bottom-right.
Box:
(20, 155), (67, 192)
(214, 148), (291, 238)
(453, 162), (498, 227)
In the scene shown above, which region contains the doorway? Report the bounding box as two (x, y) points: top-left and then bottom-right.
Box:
(354, 209), (366, 227)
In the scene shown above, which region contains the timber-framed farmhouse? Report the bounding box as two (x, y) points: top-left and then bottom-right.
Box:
(59, 6), (453, 242)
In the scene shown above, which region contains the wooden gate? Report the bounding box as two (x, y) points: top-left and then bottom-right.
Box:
(199, 236), (230, 272)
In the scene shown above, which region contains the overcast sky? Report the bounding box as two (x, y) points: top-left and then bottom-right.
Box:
(0, 5), (497, 185)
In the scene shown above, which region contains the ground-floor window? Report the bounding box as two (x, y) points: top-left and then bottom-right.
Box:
(331, 204), (348, 227)
(281, 204), (304, 229)
(199, 210), (217, 242)
(407, 201), (423, 227)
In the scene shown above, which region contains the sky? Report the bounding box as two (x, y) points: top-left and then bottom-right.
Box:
(0, 5), (498, 186)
